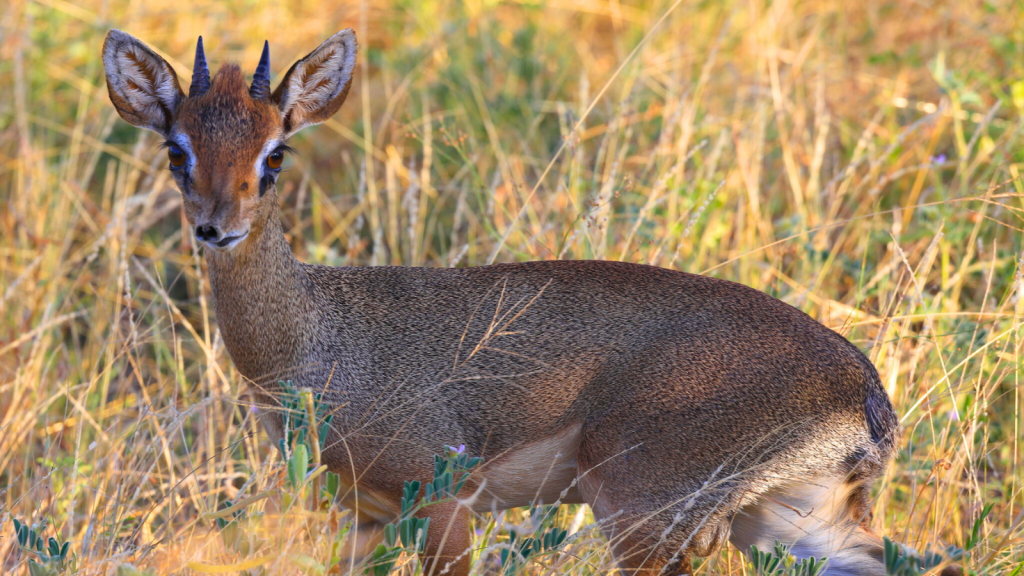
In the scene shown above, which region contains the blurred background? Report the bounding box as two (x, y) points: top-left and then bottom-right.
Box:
(2, 0), (1024, 573)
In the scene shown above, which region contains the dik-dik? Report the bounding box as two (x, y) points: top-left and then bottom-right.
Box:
(103, 29), (912, 576)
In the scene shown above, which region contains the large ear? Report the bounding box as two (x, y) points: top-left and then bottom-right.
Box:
(271, 29), (357, 137)
(102, 30), (185, 136)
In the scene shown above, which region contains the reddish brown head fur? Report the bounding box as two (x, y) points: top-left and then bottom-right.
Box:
(102, 29), (357, 252)
(174, 65), (283, 248)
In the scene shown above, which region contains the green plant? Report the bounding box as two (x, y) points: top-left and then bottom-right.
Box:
(883, 536), (964, 576)
(497, 502), (569, 573)
(366, 445), (482, 576)
(201, 383), (338, 565)
(964, 503), (994, 553)
(275, 380), (334, 462)
(11, 518), (75, 576)
(749, 541), (828, 576)
(115, 564), (157, 576)
(424, 444), (483, 503)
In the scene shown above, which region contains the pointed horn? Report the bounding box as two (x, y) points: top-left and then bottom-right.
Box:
(189, 36), (211, 97)
(250, 40), (271, 100)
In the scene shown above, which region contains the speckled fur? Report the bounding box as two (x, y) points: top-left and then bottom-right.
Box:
(104, 30), (906, 576)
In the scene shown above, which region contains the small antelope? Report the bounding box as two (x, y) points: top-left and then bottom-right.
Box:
(104, 29), (920, 575)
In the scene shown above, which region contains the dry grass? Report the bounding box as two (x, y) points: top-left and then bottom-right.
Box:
(2, 0), (1023, 573)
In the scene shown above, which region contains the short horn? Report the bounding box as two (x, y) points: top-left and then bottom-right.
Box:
(250, 40), (271, 100)
(189, 36), (210, 97)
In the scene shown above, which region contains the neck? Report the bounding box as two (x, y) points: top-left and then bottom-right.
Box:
(205, 206), (313, 388)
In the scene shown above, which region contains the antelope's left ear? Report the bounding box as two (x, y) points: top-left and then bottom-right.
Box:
(272, 29), (357, 138)
(102, 30), (185, 136)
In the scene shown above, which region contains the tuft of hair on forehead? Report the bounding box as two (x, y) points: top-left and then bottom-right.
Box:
(179, 63), (281, 126)
(176, 63), (282, 157)
(194, 64), (251, 101)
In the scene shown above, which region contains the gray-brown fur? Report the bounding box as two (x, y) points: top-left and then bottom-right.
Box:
(103, 29), (914, 576)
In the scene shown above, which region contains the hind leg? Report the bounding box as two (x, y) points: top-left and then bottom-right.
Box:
(728, 476), (886, 576)
(576, 468), (731, 575)
(578, 484), (698, 575)
(576, 445), (732, 575)
(599, 509), (692, 575)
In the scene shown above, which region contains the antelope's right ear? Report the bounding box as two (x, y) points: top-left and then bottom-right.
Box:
(102, 30), (185, 136)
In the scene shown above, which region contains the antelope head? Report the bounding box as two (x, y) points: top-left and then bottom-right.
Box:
(102, 30), (357, 251)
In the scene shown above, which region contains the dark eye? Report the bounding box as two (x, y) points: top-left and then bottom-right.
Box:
(266, 150), (284, 170)
(168, 144), (186, 168)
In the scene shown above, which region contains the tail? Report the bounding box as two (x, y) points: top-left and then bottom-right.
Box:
(857, 367), (967, 576)
(863, 366), (901, 462)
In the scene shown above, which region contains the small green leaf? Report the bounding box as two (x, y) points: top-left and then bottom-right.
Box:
(319, 423), (330, 448)
(966, 503), (993, 551)
(399, 519), (412, 549)
(417, 518), (430, 554)
(28, 559), (57, 576)
(323, 471), (341, 502)
(288, 443), (309, 489)
(368, 543), (395, 576)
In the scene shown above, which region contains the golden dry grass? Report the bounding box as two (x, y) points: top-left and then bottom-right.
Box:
(1, 0), (1023, 573)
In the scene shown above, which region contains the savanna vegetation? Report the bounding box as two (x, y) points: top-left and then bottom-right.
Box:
(2, 0), (1023, 573)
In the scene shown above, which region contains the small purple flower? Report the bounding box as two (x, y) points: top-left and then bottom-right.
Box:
(931, 154), (947, 164)
(250, 405), (259, 414)
(446, 444), (466, 455)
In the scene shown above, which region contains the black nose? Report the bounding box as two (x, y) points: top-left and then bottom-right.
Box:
(195, 225), (220, 242)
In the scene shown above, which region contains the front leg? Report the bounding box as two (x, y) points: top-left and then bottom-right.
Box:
(337, 518), (386, 568)
(420, 500), (472, 576)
